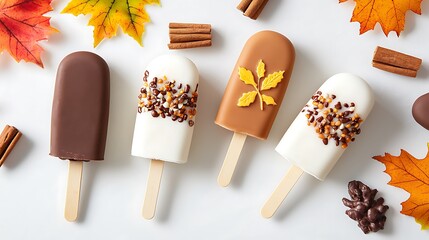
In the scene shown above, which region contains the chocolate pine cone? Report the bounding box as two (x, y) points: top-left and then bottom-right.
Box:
(342, 180), (389, 234)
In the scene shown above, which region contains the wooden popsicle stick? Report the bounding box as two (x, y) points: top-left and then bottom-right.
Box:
(261, 165), (304, 218)
(217, 132), (247, 187)
(64, 160), (83, 222)
(142, 159), (164, 220)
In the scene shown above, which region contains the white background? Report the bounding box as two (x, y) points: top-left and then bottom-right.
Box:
(1, 0), (429, 239)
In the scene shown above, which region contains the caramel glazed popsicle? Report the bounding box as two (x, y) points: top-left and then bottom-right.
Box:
(50, 52), (110, 222)
(215, 31), (295, 187)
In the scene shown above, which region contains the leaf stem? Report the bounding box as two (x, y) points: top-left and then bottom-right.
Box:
(255, 78), (264, 110)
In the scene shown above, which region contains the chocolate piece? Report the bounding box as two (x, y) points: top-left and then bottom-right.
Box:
(412, 93), (429, 130)
(50, 52), (110, 161)
(0, 125), (22, 167)
(342, 180), (389, 234)
(215, 31), (295, 140)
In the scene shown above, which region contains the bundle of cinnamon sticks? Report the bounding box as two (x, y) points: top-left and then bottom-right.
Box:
(168, 23), (212, 50)
(373, 46), (422, 78)
(237, 0), (269, 20)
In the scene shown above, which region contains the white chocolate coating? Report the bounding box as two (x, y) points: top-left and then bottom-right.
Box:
(131, 55), (199, 164)
(275, 73), (374, 180)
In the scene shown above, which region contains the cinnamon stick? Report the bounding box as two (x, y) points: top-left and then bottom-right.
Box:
(244, 0), (268, 20)
(372, 62), (417, 78)
(168, 22), (212, 49)
(373, 46), (422, 71)
(168, 40), (212, 50)
(169, 23), (211, 29)
(169, 28), (211, 34)
(0, 125), (22, 167)
(170, 34), (212, 43)
(252, 0), (269, 19)
(372, 46), (422, 77)
(237, 0), (253, 12)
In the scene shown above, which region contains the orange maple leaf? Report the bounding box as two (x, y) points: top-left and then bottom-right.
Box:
(340, 0), (423, 36)
(373, 144), (429, 230)
(0, 0), (57, 67)
(62, 0), (160, 47)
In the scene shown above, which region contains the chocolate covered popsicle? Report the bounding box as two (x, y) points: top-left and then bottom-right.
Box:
(50, 51), (110, 222)
(412, 93), (429, 130)
(215, 31), (295, 187)
(261, 73), (374, 218)
(131, 54), (199, 219)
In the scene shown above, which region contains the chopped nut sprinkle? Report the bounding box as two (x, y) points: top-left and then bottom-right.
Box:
(137, 70), (198, 127)
(302, 91), (363, 148)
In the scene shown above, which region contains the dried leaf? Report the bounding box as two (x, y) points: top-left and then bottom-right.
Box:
(261, 71), (284, 91)
(340, 0), (422, 36)
(62, 0), (161, 47)
(237, 91), (258, 107)
(0, 0), (56, 67)
(373, 143), (429, 230)
(257, 59), (265, 79)
(262, 94), (276, 106)
(238, 67), (257, 88)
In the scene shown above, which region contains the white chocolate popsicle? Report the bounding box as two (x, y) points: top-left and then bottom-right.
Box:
(131, 54), (199, 219)
(262, 73), (374, 218)
(132, 54), (199, 163)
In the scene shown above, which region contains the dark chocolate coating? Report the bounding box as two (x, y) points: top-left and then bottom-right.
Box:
(50, 52), (110, 161)
(412, 93), (429, 131)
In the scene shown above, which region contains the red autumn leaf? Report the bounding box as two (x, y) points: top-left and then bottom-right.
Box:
(0, 0), (57, 68)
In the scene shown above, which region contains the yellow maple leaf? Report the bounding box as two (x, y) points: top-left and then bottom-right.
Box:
(261, 71), (284, 91)
(340, 0), (422, 36)
(373, 143), (429, 230)
(261, 94), (276, 106)
(62, 0), (160, 47)
(256, 59), (265, 79)
(238, 67), (257, 88)
(237, 91), (258, 107)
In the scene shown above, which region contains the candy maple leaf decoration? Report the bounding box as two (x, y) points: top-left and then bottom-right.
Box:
(339, 0), (423, 36)
(373, 144), (429, 230)
(62, 0), (160, 47)
(0, 0), (56, 68)
(237, 59), (284, 110)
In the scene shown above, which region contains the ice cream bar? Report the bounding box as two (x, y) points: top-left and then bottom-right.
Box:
(215, 31), (295, 187)
(261, 73), (374, 218)
(50, 51), (110, 221)
(132, 55), (199, 163)
(131, 54), (199, 219)
(412, 93), (429, 130)
(51, 52), (110, 161)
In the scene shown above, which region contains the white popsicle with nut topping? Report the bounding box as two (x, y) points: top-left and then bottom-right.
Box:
(131, 54), (199, 219)
(261, 73), (374, 218)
